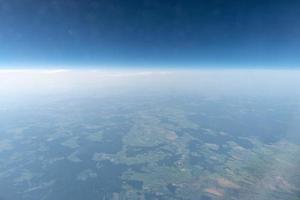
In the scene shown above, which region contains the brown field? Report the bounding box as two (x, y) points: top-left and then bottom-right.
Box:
(204, 188), (224, 197)
(217, 178), (240, 189)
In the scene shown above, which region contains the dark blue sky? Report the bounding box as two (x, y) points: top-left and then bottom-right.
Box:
(0, 0), (300, 69)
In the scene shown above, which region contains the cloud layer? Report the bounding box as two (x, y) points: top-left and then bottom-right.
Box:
(1, 69), (300, 98)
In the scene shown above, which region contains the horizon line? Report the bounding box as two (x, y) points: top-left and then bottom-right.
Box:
(0, 65), (300, 72)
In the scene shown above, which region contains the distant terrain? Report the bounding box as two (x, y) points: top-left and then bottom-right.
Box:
(1, 0), (300, 198)
(0, 70), (299, 200)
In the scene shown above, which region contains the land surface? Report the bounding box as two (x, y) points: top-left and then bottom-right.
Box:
(0, 93), (299, 200)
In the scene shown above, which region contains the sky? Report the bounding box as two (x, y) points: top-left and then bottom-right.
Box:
(0, 0), (300, 69)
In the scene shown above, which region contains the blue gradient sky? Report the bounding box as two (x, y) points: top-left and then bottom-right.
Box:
(0, 0), (300, 69)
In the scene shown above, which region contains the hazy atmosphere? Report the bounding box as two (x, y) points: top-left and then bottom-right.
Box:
(1, 69), (300, 95)
(1, 0), (300, 200)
